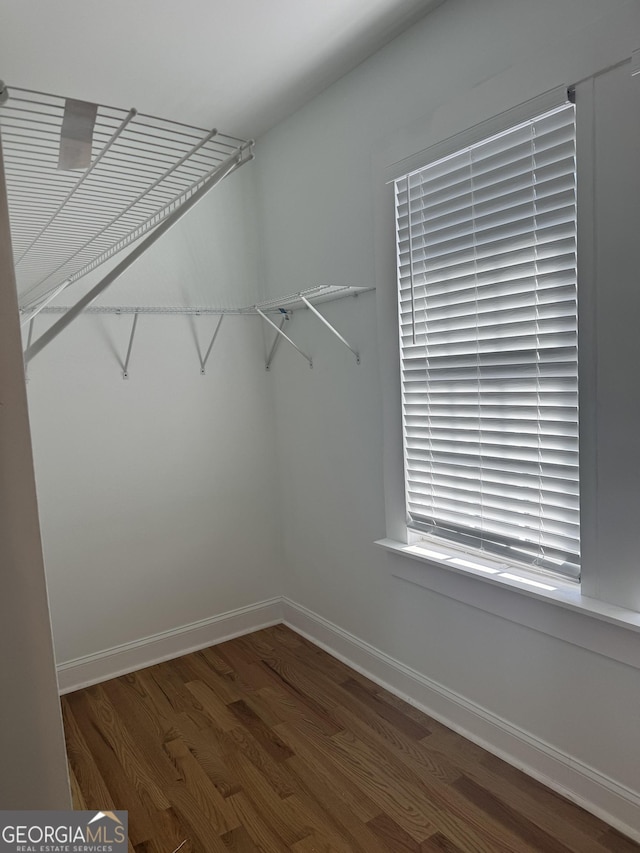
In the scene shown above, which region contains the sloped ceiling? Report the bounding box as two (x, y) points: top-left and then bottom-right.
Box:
(0, 0), (444, 139)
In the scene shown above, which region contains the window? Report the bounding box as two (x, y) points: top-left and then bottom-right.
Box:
(394, 101), (579, 581)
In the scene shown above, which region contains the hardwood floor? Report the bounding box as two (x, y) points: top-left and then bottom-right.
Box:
(62, 625), (638, 852)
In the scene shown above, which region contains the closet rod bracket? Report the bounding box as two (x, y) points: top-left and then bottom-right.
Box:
(265, 314), (289, 371)
(122, 312), (139, 379)
(299, 294), (360, 364)
(256, 307), (312, 369)
(200, 314), (224, 375)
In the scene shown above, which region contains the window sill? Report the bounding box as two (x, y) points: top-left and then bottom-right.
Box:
(375, 537), (640, 670)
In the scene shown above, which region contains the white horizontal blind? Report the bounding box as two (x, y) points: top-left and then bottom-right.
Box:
(395, 103), (580, 580)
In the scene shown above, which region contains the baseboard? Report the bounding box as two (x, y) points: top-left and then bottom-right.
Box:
(56, 597), (283, 694)
(282, 596), (640, 843)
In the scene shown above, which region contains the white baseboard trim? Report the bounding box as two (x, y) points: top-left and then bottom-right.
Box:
(282, 596), (640, 843)
(56, 597), (283, 695)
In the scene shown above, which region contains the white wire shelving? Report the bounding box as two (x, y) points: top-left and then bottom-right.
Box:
(35, 284), (372, 316)
(0, 84), (253, 313)
(0, 82), (372, 373)
(33, 285), (373, 373)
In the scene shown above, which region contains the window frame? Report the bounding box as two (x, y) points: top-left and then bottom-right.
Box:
(393, 96), (580, 584)
(372, 64), (640, 634)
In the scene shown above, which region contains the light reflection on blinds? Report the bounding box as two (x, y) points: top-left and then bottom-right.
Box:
(395, 103), (579, 580)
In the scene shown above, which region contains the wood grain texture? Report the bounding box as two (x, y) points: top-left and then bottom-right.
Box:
(62, 625), (639, 852)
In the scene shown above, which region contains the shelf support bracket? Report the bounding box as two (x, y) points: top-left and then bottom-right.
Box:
(300, 295), (360, 364)
(265, 314), (289, 371)
(200, 314), (224, 375)
(24, 317), (35, 381)
(255, 307), (312, 369)
(20, 279), (72, 328)
(122, 312), (139, 380)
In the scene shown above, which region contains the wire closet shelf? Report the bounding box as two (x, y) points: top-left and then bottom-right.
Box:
(0, 84), (254, 313)
(36, 285), (374, 316)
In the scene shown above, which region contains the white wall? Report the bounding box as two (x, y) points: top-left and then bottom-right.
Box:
(0, 140), (70, 808)
(254, 0), (640, 835)
(26, 162), (284, 665)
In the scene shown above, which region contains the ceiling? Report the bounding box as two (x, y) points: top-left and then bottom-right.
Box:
(0, 0), (444, 139)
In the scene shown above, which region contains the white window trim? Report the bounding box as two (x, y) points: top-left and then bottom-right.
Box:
(375, 536), (640, 673)
(393, 96), (579, 580)
(372, 60), (640, 656)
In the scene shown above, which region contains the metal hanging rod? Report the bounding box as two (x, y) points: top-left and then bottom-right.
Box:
(32, 305), (254, 316)
(25, 285), (375, 317)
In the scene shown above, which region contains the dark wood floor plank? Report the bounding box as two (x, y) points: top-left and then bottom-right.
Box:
(164, 780), (230, 853)
(183, 678), (243, 731)
(163, 736), (240, 834)
(172, 650), (246, 705)
(270, 653), (531, 852)
(480, 748), (614, 840)
(275, 721), (382, 823)
(147, 661), (202, 715)
(310, 726), (435, 843)
(227, 698), (294, 762)
(296, 670), (461, 787)
(217, 639), (287, 693)
(285, 755), (392, 853)
(257, 681), (343, 737)
(101, 676), (183, 789)
(62, 698), (119, 810)
(259, 655), (345, 734)
(66, 761), (87, 810)
(62, 710), (137, 853)
(85, 684), (171, 811)
(219, 825), (261, 852)
(367, 812), (423, 851)
(222, 722), (298, 799)
(137, 807), (194, 853)
(599, 828), (640, 852)
(419, 832), (466, 852)
(64, 690), (159, 847)
(454, 774), (577, 853)
(63, 624), (640, 853)
(126, 669), (183, 741)
(241, 630), (348, 687)
(223, 749), (309, 847)
(423, 730), (607, 853)
(172, 710), (242, 799)
(341, 677), (431, 739)
(228, 791), (290, 852)
(328, 727), (526, 852)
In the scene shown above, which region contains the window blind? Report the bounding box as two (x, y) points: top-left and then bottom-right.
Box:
(394, 102), (580, 580)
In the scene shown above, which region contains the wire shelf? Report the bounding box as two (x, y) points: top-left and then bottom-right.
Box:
(254, 285), (373, 312)
(0, 85), (253, 310)
(33, 285), (374, 317)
